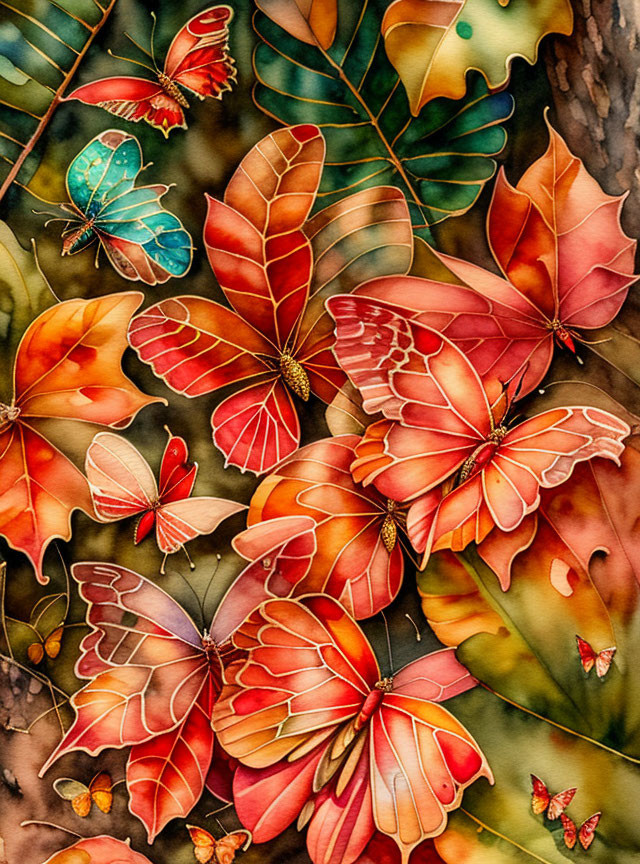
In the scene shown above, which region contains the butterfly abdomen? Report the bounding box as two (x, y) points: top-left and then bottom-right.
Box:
(158, 72), (190, 108)
(62, 221), (96, 255)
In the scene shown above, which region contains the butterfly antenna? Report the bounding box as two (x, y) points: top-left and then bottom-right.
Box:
(107, 47), (156, 74)
(405, 613), (422, 642)
(215, 817), (226, 835)
(20, 820), (83, 839)
(201, 553), (221, 625)
(380, 610), (394, 675)
(160, 553), (168, 575)
(149, 11), (159, 72)
(183, 545), (196, 571)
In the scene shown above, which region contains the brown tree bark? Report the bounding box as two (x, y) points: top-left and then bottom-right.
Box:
(545, 0), (640, 236)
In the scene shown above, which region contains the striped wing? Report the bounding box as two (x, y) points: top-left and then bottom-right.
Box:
(86, 432), (157, 522)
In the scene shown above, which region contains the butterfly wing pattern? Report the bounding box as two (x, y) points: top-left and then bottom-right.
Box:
(66, 6), (236, 135)
(63, 130), (193, 283)
(213, 594), (491, 864)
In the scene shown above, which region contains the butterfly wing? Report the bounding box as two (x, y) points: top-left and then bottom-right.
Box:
(85, 432), (157, 525)
(213, 595), (379, 768)
(483, 407), (629, 532)
(164, 5), (236, 100)
(154, 497), (245, 554)
(96, 184), (192, 283)
(213, 831), (251, 864)
(595, 647), (616, 678)
(576, 635), (597, 674)
(89, 771), (113, 814)
(65, 78), (186, 135)
(530, 774), (551, 815)
(188, 825), (216, 864)
(248, 435), (405, 619)
(210, 515), (317, 644)
(547, 786), (577, 821)
(327, 296), (491, 501)
(44, 625), (64, 660)
(560, 814), (578, 849)
(158, 434), (197, 502)
(578, 812), (601, 850)
(40, 563), (207, 774)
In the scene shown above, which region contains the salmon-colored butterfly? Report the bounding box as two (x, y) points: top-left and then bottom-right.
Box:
(353, 118), (637, 398)
(326, 296), (630, 564)
(85, 430), (244, 571)
(66, 6), (236, 136)
(560, 812), (601, 850)
(187, 825), (251, 864)
(39, 563), (245, 842)
(247, 435), (408, 619)
(53, 771), (113, 817)
(213, 594), (492, 864)
(530, 775), (576, 820)
(27, 625), (64, 665)
(128, 125), (348, 476)
(576, 636), (616, 678)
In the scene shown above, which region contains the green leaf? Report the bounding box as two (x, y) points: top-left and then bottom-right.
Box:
(252, 0), (514, 238)
(0, 219), (54, 396)
(0, 0), (117, 202)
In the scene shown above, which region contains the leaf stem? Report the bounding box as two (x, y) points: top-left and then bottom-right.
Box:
(0, 0), (119, 204)
(459, 808), (556, 864)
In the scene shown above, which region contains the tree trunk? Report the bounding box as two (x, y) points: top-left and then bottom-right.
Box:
(545, 0), (640, 236)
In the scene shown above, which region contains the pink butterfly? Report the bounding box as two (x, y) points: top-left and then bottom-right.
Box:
(86, 430), (244, 570)
(576, 635), (616, 678)
(326, 296), (630, 564)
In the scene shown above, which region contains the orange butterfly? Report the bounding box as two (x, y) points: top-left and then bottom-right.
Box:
(530, 775), (576, 820)
(560, 812), (601, 850)
(53, 771), (113, 817)
(27, 625), (63, 665)
(576, 635), (616, 678)
(187, 825), (251, 864)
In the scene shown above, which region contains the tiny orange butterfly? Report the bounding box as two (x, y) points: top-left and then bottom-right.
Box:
(187, 825), (251, 864)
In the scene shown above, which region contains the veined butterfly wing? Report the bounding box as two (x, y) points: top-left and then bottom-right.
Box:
(64, 130), (192, 283)
(88, 771), (113, 814)
(86, 432), (158, 523)
(65, 78), (185, 135)
(40, 562), (208, 774)
(164, 6), (236, 100)
(214, 596), (490, 862)
(247, 435), (406, 620)
(576, 635), (616, 678)
(560, 814), (577, 850)
(530, 774), (551, 815)
(578, 812), (601, 850)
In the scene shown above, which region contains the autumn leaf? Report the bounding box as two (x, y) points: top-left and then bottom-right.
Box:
(41, 836), (152, 864)
(255, 0), (337, 50)
(0, 292), (158, 583)
(382, 0), (573, 113)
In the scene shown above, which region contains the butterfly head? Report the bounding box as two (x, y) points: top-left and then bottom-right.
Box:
(279, 353), (310, 401)
(374, 677), (394, 692)
(0, 402), (20, 433)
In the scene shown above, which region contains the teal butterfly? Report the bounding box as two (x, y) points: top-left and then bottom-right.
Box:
(55, 129), (192, 284)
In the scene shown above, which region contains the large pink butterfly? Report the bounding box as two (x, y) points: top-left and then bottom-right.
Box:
(213, 594), (491, 864)
(38, 562), (248, 841)
(66, 6), (236, 136)
(326, 296), (630, 564)
(85, 430), (244, 570)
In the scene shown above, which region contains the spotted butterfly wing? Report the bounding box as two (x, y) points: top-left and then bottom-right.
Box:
(66, 6), (235, 135)
(61, 130), (192, 283)
(576, 635), (616, 678)
(530, 775), (576, 820)
(579, 813), (601, 850)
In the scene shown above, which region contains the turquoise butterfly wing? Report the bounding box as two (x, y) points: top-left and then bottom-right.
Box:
(64, 129), (192, 284)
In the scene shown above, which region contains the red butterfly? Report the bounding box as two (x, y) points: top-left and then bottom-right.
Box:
(326, 296), (630, 564)
(128, 125), (348, 475)
(66, 6), (236, 136)
(576, 635), (616, 678)
(85, 430), (244, 571)
(213, 594), (491, 864)
(530, 774), (576, 820)
(560, 812), (601, 851)
(39, 562), (242, 842)
(187, 824), (251, 864)
(353, 117), (637, 398)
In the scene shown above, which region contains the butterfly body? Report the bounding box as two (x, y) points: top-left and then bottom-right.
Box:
(66, 6), (236, 136)
(58, 129), (193, 284)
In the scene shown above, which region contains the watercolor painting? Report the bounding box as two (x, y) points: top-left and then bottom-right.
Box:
(0, 2), (639, 863)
